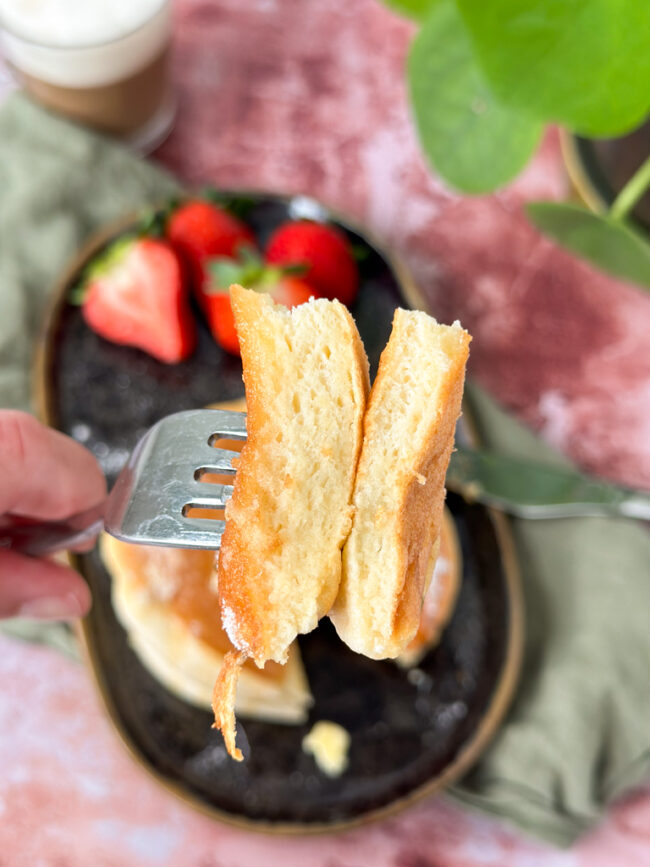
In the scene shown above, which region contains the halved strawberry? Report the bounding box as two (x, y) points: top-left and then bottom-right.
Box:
(77, 236), (196, 364)
(265, 220), (359, 305)
(167, 199), (255, 289)
(206, 248), (315, 355)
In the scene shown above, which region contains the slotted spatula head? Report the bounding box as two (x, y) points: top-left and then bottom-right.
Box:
(104, 409), (246, 550)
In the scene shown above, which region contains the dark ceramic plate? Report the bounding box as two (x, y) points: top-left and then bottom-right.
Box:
(37, 192), (522, 832)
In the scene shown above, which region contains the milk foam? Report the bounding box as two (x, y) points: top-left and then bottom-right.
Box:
(0, 0), (169, 87)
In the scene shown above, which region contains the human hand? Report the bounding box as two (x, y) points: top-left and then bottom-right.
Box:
(0, 411), (106, 620)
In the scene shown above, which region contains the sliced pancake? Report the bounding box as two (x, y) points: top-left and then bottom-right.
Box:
(214, 284), (369, 758)
(330, 308), (470, 659)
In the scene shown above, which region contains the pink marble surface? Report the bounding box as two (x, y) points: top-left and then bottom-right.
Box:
(2, 634), (650, 866)
(1, 0), (650, 864)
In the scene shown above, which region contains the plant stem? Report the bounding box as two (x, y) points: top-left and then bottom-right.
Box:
(609, 153), (650, 221)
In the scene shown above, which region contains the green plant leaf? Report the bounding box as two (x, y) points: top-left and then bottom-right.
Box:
(457, 0), (650, 137)
(527, 201), (650, 289)
(408, 1), (542, 194)
(383, 0), (441, 21)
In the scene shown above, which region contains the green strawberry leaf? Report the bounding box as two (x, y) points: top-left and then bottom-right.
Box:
(208, 257), (256, 293)
(138, 201), (178, 237)
(207, 245), (274, 294)
(207, 245), (306, 296)
(350, 243), (371, 263)
(86, 235), (136, 277)
(527, 201), (650, 289)
(457, 0), (650, 137)
(68, 282), (86, 306)
(236, 243), (263, 267)
(408, 1), (542, 193)
(69, 235), (137, 304)
(279, 262), (308, 276)
(383, 0), (441, 21)
(201, 189), (258, 221)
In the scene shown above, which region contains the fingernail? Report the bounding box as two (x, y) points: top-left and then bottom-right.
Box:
(16, 592), (85, 621)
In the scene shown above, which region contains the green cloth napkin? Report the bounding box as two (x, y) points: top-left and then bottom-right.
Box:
(450, 384), (650, 845)
(1, 93), (649, 847)
(0, 95), (179, 663)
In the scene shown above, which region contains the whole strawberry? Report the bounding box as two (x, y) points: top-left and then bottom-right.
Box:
(265, 220), (359, 306)
(78, 237), (196, 364)
(167, 199), (255, 288)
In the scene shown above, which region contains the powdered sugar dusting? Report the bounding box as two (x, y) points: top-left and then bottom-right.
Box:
(220, 602), (248, 652)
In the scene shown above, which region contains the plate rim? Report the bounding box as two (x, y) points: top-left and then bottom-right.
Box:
(33, 189), (524, 835)
(559, 129), (610, 217)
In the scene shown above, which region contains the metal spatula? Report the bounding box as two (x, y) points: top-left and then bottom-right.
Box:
(104, 409), (246, 548)
(0, 410), (246, 557)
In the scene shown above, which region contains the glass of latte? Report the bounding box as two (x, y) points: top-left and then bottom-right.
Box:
(0, 0), (175, 152)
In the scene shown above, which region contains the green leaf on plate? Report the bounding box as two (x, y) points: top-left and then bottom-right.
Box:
(382, 0), (442, 22)
(408, 1), (542, 194)
(457, 0), (650, 137)
(527, 201), (650, 289)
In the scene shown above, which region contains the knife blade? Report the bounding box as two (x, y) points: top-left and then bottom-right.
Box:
(447, 449), (650, 520)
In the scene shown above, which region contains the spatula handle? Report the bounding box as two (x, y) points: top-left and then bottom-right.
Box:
(0, 502), (106, 558)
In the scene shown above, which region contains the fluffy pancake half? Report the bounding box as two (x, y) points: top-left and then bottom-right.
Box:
(329, 308), (470, 659)
(214, 285), (369, 757)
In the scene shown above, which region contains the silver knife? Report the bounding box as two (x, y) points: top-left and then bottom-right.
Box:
(2, 442), (648, 560)
(447, 448), (650, 520)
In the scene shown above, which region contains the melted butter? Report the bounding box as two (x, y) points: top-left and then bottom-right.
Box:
(302, 721), (350, 777)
